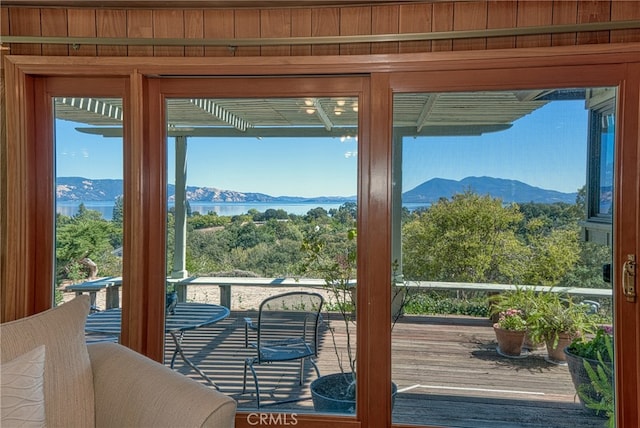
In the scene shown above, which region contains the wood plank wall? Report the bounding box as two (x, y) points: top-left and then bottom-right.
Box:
(1, 1), (640, 57)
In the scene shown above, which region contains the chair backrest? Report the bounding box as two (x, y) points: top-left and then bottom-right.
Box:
(256, 291), (324, 359)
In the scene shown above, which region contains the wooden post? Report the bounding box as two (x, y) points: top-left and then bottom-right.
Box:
(219, 284), (232, 308)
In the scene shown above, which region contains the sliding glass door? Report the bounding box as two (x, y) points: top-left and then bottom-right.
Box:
(4, 48), (637, 428)
(391, 87), (616, 427)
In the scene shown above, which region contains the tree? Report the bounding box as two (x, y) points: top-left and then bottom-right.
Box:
(522, 224), (580, 285)
(332, 202), (357, 225)
(56, 210), (120, 283)
(111, 195), (124, 228)
(402, 191), (528, 283)
(305, 207), (329, 222)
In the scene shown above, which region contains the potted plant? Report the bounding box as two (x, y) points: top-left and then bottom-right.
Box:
(527, 292), (597, 364)
(564, 325), (613, 418)
(299, 227), (399, 414)
(489, 286), (543, 350)
(493, 308), (527, 357)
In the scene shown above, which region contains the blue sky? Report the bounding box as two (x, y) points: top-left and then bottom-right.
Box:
(55, 99), (588, 197)
(402, 100), (588, 194)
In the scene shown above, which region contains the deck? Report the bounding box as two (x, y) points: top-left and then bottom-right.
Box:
(162, 311), (608, 427)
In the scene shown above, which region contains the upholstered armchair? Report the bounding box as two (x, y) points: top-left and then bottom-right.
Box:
(0, 296), (236, 428)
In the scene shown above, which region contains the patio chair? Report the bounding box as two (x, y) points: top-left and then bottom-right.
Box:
(242, 291), (324, 408)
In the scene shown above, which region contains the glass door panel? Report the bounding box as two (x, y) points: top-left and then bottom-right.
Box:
(164, 96), (358, 414)
(391, 88), (615, 427)
(54, 97), (124, 341)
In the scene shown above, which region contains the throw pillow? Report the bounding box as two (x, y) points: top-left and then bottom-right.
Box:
(0, 296), (95, 427)
(0, 345), (45, 427)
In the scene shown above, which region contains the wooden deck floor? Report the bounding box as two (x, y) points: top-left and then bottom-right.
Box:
(163, 311), (608, 427)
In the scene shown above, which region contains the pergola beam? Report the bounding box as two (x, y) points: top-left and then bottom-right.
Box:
(58, 97), (123, 121)
(416, 94), (438, 133)
(312, 98), (334, 131)
(189, 99), (253, 132)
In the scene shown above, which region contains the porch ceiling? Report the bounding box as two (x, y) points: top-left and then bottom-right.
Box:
(54, 90), (559, 137)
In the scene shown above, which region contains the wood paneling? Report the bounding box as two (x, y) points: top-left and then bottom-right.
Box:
(371, 5), (399, 55)
(234, 9), (260, 57)
(291, 8), (312, 56)
(452, 1), (487, 51)
(311, 7), (340, 56)
(8, 8), (41, 55)
(339, 6), (371, 56)
(486, 0), (516, 50)
(184, 10), (204, 57)
(398, 2), (432, 53)
(97, 9), (127, 56)
(432, 2), (454, 52)
(68, 9), (96, 56)
(260, 8), (291, 56)
(552, 0), (578, 47)
(127, 9), (153, 56)
(611, 0), (640, 43)
(1, 8), (9, 37)
(153, 10), (185, 56)
(41, 9), (68, 55)
(516, 0), (553, 48)
(2, 2), (638, 57)
(577, 0), (611, 45)
(204, 9), (234, 57)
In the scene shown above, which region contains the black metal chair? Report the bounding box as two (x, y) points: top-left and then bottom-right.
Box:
(243, 291), (324, 408)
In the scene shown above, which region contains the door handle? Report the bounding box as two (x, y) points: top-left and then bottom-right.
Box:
(622, 254), (636, 302)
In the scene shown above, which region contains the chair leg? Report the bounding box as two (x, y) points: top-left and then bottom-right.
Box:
(310, 358), (321, 378)
(298, 358), (304, 385)
(247, 360), (261, 408)
(242, 359), (249, 394)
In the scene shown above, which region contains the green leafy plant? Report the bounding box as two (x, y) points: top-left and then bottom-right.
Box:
(489, 286), (539, 324)
(579, 331), (614, 427)
(497, 309), (527, 331)
(568, 325), (613, 362)
(527, 292), (597, 347)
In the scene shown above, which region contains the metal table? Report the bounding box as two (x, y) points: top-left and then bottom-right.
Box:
(85, 302), (230, 389)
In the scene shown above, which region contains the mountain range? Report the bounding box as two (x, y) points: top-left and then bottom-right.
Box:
(402, 176), (577, 204)
(56, 176), (577, 205)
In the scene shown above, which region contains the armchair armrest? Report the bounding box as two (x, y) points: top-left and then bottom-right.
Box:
(88, 342), (236, 428)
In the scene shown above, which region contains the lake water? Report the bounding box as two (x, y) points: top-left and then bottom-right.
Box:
(57, 201), (350, 221)
(57, 201), (431, 221)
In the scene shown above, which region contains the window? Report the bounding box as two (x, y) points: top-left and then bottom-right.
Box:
(583, 88), (616, 245)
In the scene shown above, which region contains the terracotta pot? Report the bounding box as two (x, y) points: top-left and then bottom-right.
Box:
(545, 332), (574, 363)
(493, 324), (526, 357)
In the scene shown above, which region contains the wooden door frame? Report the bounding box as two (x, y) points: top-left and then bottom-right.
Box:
(385, 61), (639, 427)
(3, 43), (639, 428)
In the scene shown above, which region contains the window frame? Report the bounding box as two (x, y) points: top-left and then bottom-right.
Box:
(2, 46), (639, 428)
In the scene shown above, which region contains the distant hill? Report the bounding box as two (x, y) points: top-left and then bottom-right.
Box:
(56, 177), (123, 201)
(56, 176), (577, 205)
(56, 177), (355, 204)
(402, 176), (578, 204)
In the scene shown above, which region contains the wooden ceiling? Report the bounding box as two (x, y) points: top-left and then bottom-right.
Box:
(1, 0), (450, 8)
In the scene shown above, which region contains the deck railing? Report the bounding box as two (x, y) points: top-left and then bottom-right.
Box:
(66, 275), (612, 310)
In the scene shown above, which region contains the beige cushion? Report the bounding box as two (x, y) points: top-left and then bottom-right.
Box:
(0, 296), (95, 427)
(0, 345), (46, 427)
